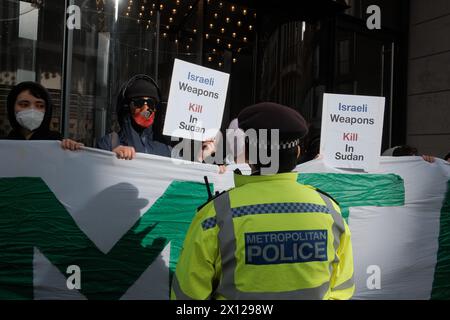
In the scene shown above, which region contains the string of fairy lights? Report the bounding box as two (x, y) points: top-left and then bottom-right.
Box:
(116, 0), (256, 68)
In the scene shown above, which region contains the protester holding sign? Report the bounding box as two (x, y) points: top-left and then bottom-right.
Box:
(95, 73), (220, 162)
(95, 74), (172, 160)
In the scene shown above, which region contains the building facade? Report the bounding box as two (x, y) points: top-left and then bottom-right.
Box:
(0, 0), (447, 157)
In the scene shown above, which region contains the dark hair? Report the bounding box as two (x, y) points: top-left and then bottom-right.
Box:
(392, 145), (418, 156)
(444, 152), (450, 161)
(6, 81), (53, 132)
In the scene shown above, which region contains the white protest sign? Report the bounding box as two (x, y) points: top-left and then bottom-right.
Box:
(320, 93), (385, 171)
(163, 58), (230, 141)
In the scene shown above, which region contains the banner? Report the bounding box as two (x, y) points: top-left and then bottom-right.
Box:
(0, 141), (449, 300)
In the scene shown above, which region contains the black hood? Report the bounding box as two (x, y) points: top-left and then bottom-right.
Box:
(6, 81), (54, 133)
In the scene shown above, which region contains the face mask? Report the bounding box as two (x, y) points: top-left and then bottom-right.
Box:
(16, 108), (45, 131)
(133, 110), (155, 128)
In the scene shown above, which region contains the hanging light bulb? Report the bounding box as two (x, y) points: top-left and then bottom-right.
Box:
(216, 38), (220, 44)
(233, 58), (237, 63)
(243, 37), (247, 42)
(218, 62), (223, 67)
(162, 32), (167, 38)
(159, 4), (164, 10)
(221, 27), (225, 34)
(193, 28), (197, 34)
(214, 13), (218, 19)
(227, 43), (232, 49)
(226, 17), (230, 23)
(186, 45), (190, 50)
(231, 5), (235, 12)
(237, 21), (242, 27)
(141, 5), (145, 11)
(177, 0), (180, 5)
(209, 23), (214, 29)
(172, 9), (177, 14)
(213, 48), (216, 53)
(232, 32), (236, 38)
(208, 56), (212, 62)
(175, 38), (178, 44)
(249, 25), (253, 31)
(205, 33), (209, 39)
(169, 17), (173, 23)
(243, 9), (247, 15)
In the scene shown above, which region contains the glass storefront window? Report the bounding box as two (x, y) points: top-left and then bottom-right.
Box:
(0, 0), (64, 138)
(1, 0), (260, 145)
(3, 0), (397, 148)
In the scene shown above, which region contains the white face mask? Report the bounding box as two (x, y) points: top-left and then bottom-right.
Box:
(15, 108), (45, 131)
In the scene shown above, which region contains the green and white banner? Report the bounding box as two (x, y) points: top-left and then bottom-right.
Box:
(0, 141), (449, 299)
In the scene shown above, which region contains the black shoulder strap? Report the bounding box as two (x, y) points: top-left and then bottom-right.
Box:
(197, 190), (228, 212)
(315, 188), (340, 206)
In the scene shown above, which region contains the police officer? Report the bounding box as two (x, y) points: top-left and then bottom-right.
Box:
(171, 102), (354, 300)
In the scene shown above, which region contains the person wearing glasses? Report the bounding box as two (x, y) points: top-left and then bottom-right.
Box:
(96, 75), (173, 160)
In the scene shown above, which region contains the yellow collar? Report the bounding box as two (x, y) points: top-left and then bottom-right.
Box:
(233, 172), (298, 187)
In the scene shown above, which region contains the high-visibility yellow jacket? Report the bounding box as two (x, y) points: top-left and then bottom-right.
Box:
(171, 172), (355, 300)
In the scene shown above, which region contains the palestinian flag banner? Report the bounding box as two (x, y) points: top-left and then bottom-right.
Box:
(0, 141), (449, 299)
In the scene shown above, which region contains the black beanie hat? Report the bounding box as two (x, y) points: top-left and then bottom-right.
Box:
(124, 78), (160, 101)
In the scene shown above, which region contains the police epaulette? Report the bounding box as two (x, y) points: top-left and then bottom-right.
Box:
(315, 188), (340, 206)
(196, 190), (228, 212)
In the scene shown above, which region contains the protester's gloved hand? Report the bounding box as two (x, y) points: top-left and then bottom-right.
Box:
(113, 145), (136, 160)
(61, 139), (84, 151)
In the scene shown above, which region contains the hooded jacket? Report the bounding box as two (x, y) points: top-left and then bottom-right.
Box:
(5, 81), (62, 140)
(96, 76), (171, 157)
